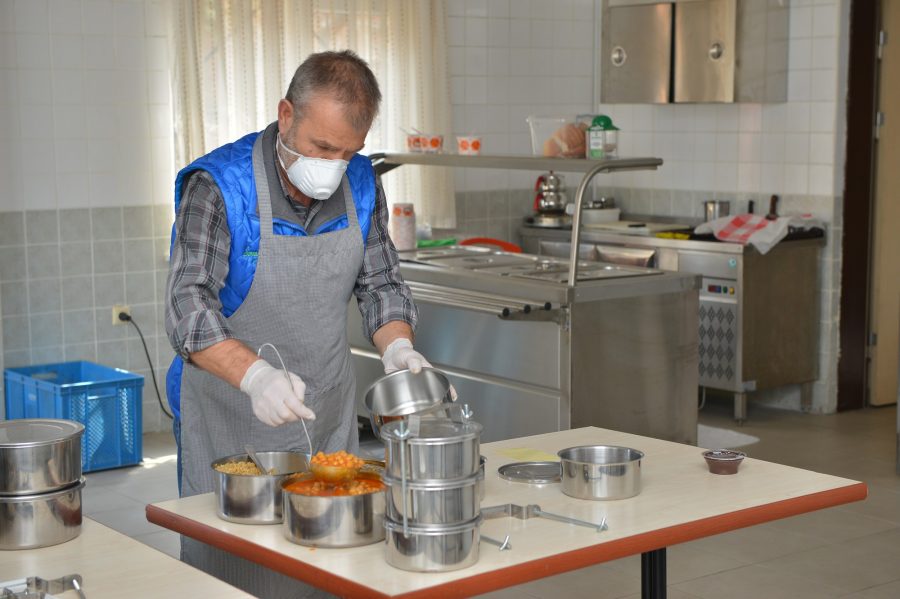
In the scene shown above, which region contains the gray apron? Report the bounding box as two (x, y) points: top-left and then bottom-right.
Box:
(179, 132), (363, 598)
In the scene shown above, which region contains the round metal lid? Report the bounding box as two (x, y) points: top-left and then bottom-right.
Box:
(498, 461), (561, 484)
(0, 419), (84, 448)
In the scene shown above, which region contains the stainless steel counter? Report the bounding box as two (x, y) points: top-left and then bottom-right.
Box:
(349, 247), (700, 444)
(521, 226), (826, 421)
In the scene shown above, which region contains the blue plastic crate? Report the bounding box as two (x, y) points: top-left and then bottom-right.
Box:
(4, 361), (144, 472)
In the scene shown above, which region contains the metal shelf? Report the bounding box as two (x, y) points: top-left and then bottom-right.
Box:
(370, 151), (664, 289)
(369, 152), (662, 176)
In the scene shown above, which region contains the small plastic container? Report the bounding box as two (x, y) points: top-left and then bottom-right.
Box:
(389, 203), (417, 251)
(702, 449), (746, 475)
(456, 136), (481, 155)
(582, 114), (619, 159)
(421, 134), (444, 153)
(527, 116), (584, 157)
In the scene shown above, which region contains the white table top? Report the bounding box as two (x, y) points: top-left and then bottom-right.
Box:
(148, 427), (866, 598)
(0, 518), (251, 598)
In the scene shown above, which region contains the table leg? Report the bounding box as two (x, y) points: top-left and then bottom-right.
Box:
(641, 548), (666, 599)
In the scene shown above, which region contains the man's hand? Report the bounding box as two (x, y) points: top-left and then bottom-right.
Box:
(380, 338), (430, 374)
(380, 338), (458, 400)
(240, 359), (316, 426)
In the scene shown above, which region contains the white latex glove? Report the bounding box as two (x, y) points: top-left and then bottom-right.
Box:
(380, 338), (430, 374)
(381, 339), (458, 400)
(239, 359), (316, 427)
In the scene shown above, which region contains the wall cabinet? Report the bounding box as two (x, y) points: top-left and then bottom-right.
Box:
(600, 0), (789, 104)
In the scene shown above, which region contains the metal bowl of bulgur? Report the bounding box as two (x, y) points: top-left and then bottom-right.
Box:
(211, 451), (309, 524)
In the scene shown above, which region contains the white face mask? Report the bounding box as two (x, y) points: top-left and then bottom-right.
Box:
(277, 134), (349, 200)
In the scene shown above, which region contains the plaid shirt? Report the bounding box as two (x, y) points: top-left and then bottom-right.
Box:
(165, 146), (417, 362)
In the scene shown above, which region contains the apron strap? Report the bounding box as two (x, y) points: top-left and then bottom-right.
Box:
(251, 135), (276, 253)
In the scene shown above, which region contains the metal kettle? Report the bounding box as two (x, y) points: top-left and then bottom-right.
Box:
(533, 171), (568, 214)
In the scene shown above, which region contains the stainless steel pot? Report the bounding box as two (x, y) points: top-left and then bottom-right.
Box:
(281, 473), (385, 548)
(384, 515), (482, 572)
(382, 418), (482, 481)
(558, 445), (644, 500)
(212, 451), (309, 524)
(0, 478), (84, 550)
(0, 419), (83, 496)
(382, 473), (480, 526)
(364, 368), (455, 439)
(703, 200), (731, 222)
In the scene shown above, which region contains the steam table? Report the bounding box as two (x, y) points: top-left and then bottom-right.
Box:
(147, 427), (867, 598)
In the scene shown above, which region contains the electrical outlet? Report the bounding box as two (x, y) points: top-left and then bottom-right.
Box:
(112, 304), (131, 325)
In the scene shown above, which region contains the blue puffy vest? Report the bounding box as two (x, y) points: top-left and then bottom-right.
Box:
(165, 130), (376, 419)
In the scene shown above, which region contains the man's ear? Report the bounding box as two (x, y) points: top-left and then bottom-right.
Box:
(277, 99), (294, 136)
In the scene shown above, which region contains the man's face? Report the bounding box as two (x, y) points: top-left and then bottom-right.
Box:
(277, 93), (368, 163)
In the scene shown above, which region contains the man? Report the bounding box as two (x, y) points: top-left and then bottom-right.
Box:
(164, 50), (432, 597)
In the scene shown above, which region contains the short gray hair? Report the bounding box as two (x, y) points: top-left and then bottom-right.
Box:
(285, 50), (382, 131)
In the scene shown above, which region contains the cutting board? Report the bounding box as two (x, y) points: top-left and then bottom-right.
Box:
(582, 220), (693, 235)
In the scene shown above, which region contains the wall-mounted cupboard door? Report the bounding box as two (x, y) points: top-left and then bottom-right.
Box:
(600, 3), (672, 104)
(674, 0), (737, 103)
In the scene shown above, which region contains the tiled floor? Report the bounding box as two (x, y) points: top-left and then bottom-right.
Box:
(84, 400), (900, 598)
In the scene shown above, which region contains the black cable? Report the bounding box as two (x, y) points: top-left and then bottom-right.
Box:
(119, 312), (174, 420)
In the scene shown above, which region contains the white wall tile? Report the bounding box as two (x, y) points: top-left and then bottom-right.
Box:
(14, 0), (49, 33)
(51, 0), (83, 35)
(464, 0), (488, 18)
(714, 163), (738, 192)
(812, 37), (838, 69)
(693, 108), (717, 133)
(18, 70), (52, 104)
(83, 35), (116, 69)
(785, 132), (810, 164)
(715, 133), (738, 163)
(51, 35), (84, 70)
(82, 0), (114, 36)
(809, 133), (834, 165)
(760, 162), (785, 194)
(694, 133), (716, 162)
(738, 104), (762, 132)
(16, 33), (51, 69)
(486, 17), (509, 47)
(789, 6), (813, 39)
(486, 47), (508, 76)
(509, 19), (531, 47)
(54, 139), (88, 173)
(447, 0), (466, 17)
(785, 102), (811, 133)
(461, 47), (484, 77)
(144, 0), (169, 37)
(737, 162), (761, 193)
(738, 132), (761, 163)
(810, 69), (837, 101)
(809, 102), (836, 133)
(52, 104), (86, 139)
(113, 0), (145, 37)
(115, 32), (146, 69)
(465, 17), (487, 46)
(812, 4), (839, 38)
(809, 164), (834, 196)
(448, 47), (465, 76)
(784, 163), (809, 194)
(487, 0), (509, 19)
(0, 35), (17, 68)
(18, 103), (54, 139)
(464, 76), (487, 104)
(0, 1), (15, 34)
(788, 38), (812, 70)
(447, 16), (465, 46)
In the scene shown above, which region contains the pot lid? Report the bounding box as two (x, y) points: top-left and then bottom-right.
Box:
(381, 418), (482, 443)
(0, 419), (84, 448)
(498, 461), (561, 484)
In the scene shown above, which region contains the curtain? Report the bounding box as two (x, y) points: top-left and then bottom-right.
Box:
(172, 0), (455, 228)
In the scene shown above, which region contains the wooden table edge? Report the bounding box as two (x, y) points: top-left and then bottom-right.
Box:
(147, 482), (867, 599)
